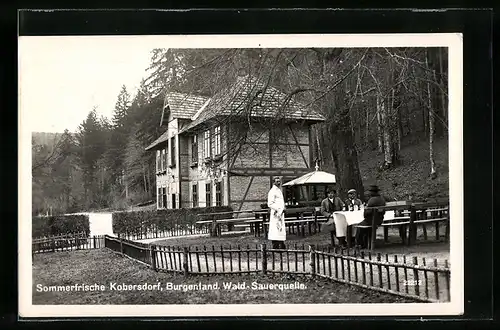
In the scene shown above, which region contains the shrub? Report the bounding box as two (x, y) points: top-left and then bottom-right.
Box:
(32, 214), (90, 239)
(112, 206), (233, 237)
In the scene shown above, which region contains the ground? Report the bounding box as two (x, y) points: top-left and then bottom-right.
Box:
(32, 249), (417, 305)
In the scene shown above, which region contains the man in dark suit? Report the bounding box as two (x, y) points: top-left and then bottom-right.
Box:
(355, 184), (386, 248)
(320, 189), (346, 247)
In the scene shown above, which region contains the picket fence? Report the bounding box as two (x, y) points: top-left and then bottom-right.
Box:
(32, 234), (450, 303)
(32, 233), (106, 253)
(97, 235), (450, 303)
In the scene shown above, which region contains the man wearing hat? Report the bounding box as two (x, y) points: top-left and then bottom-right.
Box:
(355, 184), (386, 248)
(345, 188), (363, 211)
(320, 189), (346, 247)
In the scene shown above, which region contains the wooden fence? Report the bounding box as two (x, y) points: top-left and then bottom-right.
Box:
(116, 223), (211, 241)
(312, 246), (450, 303)
(101, 236), (450, 303)
(32, 233), (106, 254)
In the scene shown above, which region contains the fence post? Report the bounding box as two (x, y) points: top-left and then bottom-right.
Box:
(261, 244), (267, 275)
(120, 237), (124, 255)
(309, 245), (316, 278)
(413, 256), (420, 297)
(150, 245), (157, 272)
(409, 205), (417, 246)
(183, 247), (189, 276)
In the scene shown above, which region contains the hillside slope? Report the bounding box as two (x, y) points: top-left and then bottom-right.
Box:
(358, 137), (449, 201)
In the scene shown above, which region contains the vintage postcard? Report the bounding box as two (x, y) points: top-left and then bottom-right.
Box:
(19, 33), (464, 317)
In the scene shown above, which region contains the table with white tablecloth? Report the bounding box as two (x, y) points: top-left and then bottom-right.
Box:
(332, 210), (364, 237)
(324, 209), (396, 246)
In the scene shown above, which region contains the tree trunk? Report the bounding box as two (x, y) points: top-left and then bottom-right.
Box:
(147, 165), (152, 198)
(124, 170), (129, 199)
(426, 55), (437, 179)
(142, 164), (147, 194)
(365, 106), (369, 148)
(438, 47), (447, 137)
(315, 125), (323, 167)
(376, 94), (384, 153)
(330, 107), (364, 198)
(380, 98), (393, 168)
(396, 106), (403, 155)
(422, 95), (428, 137)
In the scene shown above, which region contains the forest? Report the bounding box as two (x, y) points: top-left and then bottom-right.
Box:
(31, 47), (449, 216)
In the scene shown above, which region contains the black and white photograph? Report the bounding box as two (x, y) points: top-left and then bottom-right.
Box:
(19, 33), (463, 317)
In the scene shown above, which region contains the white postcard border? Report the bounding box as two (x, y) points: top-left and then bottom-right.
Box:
(19, 33), (464, 317)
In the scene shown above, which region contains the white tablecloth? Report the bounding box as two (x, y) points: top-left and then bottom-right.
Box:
(332, 210), (363, 237)
(324, 210), (397, 237)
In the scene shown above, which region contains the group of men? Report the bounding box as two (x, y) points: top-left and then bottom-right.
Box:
(266, 177), (386, 250)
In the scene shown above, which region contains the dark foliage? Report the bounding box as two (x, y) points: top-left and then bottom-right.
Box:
(32, 214), (90, 239)
(112, 206), (233, 237)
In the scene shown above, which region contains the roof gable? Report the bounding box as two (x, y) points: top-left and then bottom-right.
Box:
(179, 75), (325, 133)
(163, 92), (210, 121)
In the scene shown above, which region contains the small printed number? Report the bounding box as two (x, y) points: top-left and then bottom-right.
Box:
(403, 280), (422, 286)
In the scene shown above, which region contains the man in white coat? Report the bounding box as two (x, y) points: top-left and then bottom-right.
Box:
(267, 177), (286, 249)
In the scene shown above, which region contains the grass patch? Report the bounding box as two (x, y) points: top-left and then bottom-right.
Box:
(33, 249), (417, 305)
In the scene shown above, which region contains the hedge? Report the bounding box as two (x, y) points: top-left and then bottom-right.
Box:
(32, 214), (90, 239)
(112, 206), (233, 238)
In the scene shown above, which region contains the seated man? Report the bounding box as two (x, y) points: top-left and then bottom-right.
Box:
(320, 189), (346, 247)
(355, 185), (386, 248)
(345, 188), (363, 210)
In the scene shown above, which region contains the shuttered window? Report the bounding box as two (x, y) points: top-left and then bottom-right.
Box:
(214, 126), (221, 156)
(205, 183), (212, 207)
(203, 130), (211, 159)
(215, 181), (223, 206)
(192, 183), (198, 207)
(191, 135), (198, 165)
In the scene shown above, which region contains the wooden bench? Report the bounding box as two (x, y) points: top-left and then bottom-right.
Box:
(355, 202), (450, 250)
(196, 210), (256, 237)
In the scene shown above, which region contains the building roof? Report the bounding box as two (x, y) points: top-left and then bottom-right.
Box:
(146, 76), (326, 151)
(178, 75), (325, 134)
(164, 92), (210, 120)
(145, 130), (169, 151)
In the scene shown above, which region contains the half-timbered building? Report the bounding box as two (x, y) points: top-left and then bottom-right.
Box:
(145, 75), (326, 211)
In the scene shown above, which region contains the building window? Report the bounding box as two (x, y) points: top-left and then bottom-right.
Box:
(156, 150), (161, 173)
(191, 135), (198, 165)
(215, 181), (223, 206)
(157, 187), (162, 208)
(162, 148), (167, 171)
(205, 182), (212, 207)
(170, 137), (176, 167)
(160, 149), (166, 172)
(213, 126), (221, 157)
(192, 183), (198, 207)
(162, 187), (167, 209)
(203, 130), (211, 159)
(172, 194), (176, 209)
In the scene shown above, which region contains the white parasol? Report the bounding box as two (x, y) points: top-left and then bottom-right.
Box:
(282, 163), (336, 186)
